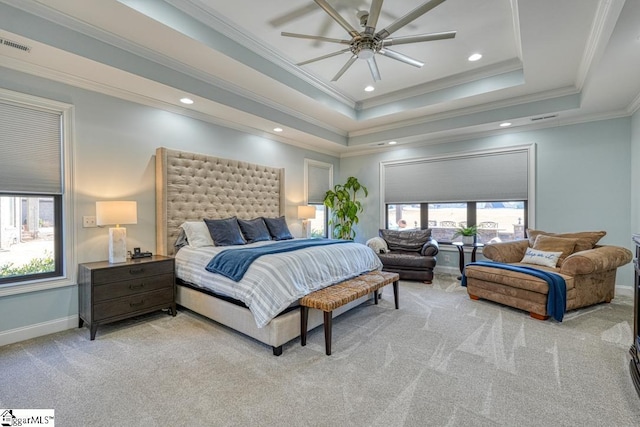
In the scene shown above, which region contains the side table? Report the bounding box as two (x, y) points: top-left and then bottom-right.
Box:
(451, 242), (484, 279)
(78, 255), (175, 340)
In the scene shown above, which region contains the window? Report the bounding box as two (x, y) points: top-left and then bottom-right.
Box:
(381, 146), (534, 244)
(0, 89), (73, 292)
(304, 159), (333, 238)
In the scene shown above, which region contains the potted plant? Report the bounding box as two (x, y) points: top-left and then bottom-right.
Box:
(452, 225), (477, 244)
(323, 176), (368, 240)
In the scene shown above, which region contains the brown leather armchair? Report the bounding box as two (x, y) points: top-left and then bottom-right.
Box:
(367, 229), (438, 284)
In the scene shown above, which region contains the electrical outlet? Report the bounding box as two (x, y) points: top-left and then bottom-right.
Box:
(443, 254), (451, 263)
(83, 216), (97, 228)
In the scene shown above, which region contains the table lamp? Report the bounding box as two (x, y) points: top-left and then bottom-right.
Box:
(298, 205), (316, 238)
(96, 201), (137, 263)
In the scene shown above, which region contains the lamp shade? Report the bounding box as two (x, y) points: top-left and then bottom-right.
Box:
(297, 205), (316, 220)
(96, 201), (137, 226)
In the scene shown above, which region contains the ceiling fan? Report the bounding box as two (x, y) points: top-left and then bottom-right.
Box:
(281, 0), (456, 82)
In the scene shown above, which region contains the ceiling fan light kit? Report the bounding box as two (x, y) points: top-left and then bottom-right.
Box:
(282, 0), (456, 82)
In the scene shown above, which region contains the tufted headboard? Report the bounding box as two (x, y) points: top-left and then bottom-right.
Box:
(155, 147), (285, 256)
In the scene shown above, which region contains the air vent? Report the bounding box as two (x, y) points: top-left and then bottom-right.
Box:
(530, 114), (558, 122)
(0, 38), (31, 53)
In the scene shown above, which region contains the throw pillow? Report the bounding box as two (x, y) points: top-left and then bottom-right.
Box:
(379, 229), (431, 252)
(204, 217), (246, 246)
(527, 229), (606, 252)
(237, 217), (272, 244)
(532, 234), (578, 265)
(366, 237), (389, 254)
(520, 247), (562, 268)
(179, 221), (215, 248)
(263, 216), (293, 240)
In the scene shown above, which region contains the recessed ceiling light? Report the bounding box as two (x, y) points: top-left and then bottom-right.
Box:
(500, 122), (512, 127)
(273, 127), (283, 132)
(364, 85), (375, 92)
(468, 53), (482, 62)
(388, 141), (397, 145)
(180, 97), (194, 105)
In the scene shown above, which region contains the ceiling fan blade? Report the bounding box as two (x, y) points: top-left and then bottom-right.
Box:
(269, 4), (319, 27)
(297, 49), (351, 66)
(379, 49), (424, 68)
(367, 57), (381, 82)
(382, 31), (456, 46)
(313, 0), (360, 38)
(281, 32), (351, 45)
(331, 55), (357, 81)
(364, 0), (384, 36)
(376, 0), (448, 39)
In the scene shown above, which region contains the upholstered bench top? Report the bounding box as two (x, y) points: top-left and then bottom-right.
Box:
(300, 270), (399, 312)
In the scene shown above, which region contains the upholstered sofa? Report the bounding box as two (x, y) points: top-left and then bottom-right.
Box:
(367, 229), (439, 283)
(463, 230), (632, 320)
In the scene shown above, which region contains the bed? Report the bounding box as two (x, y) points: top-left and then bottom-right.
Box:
(155, 147), (382, 355)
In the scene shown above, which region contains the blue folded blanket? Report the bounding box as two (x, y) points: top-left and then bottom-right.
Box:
(206, 239), (349, 281)
(461, 261), (567, 322)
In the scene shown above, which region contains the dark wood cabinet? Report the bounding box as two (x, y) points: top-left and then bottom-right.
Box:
(630, 235), (640, 397)
(78, 255), (175, 340)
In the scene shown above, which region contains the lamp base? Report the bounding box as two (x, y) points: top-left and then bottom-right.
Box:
(302, 220), (311, 239)
(108, 227), (127, 263)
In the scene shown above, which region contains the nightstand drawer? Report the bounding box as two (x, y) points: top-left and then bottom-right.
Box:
(92, 260), (173, 284)
(93, 273), (174, 302)
(93, 287), (174, 321)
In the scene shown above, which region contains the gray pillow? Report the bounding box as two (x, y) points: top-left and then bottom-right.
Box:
(238, 218), (272, 244)
(263, 216), (293, 241)
(204, 217), (246, 246)
(379, 229), (431, 252)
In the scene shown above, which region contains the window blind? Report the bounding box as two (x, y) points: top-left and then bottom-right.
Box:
(383, 149), (529, 204)
(307, 161), (332, 204)
(0, 101), (62, 194)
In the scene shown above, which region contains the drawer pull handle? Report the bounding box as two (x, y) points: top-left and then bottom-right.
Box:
(129, 268), (145, 275)
(129, 283), (145, 290)
(130, 300), (144, 307)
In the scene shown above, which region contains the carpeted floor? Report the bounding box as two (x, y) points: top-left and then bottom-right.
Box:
(2, 274), (640, 426)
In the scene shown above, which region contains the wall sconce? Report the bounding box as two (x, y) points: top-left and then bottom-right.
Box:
(96, 201), (137, 263)
(298, 205), (316, 239)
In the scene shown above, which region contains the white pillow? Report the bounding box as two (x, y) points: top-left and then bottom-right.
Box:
(366, 237), (389, 254)
(180, 221), (214, 248)
(520, 247), (562, 268)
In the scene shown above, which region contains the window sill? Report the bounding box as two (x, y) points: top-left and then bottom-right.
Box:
(0, 276), (76, 297)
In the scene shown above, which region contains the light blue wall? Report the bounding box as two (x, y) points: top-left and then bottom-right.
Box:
(0, 67), (339, 337)
(631, 109), (640, 234)
(341, 118), (633, 287)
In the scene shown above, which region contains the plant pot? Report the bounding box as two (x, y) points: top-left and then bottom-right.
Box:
(462, 235), (475, 245)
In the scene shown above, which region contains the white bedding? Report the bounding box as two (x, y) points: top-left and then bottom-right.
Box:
(174, 239), (383, 328)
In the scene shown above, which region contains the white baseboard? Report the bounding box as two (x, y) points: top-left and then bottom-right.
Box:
(0, 315), (78, 347)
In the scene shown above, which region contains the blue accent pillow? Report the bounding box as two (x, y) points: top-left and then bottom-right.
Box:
(263, 216), (293, 241)
(204, 217), (246, 246)
(237, 218), (272, 244)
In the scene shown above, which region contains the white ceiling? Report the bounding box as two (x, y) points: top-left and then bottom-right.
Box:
(0, 0), (639, 156)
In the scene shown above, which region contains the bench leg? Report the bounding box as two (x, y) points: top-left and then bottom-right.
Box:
(392, 280), (399, 309)
(324, 311), (332, 356)
(374, 290), (378, 305)
(300, 306), (308, 346)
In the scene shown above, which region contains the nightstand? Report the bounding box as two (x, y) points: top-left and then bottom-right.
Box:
(78, 255), (176, 340)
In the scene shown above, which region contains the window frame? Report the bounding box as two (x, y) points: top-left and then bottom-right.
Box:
(304, 159), (333, 239)
(0, 88), (75, 297)
(380, 145), (535, 239)
(385, 201), (528, 243)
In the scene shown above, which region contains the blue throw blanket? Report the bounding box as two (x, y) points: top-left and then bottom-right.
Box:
(461, 261), (567, 322)
(206, 239), (349, 281)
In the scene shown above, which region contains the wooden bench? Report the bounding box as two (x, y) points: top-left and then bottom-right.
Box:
(300, 270), (400, 355)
